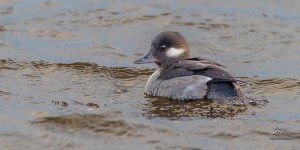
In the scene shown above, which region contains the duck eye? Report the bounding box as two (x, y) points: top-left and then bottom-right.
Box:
(160, 45), (166, 50)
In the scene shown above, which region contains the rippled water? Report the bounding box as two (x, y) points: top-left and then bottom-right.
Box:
(0, 0), (300, 149)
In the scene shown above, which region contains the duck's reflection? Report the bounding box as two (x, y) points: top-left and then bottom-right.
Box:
(144, 97), (248, 119)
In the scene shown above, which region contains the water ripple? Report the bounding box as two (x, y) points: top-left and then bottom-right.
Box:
(240, 77), (300, 95)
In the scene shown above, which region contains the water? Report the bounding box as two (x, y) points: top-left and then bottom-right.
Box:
(0, 0), (300, 149)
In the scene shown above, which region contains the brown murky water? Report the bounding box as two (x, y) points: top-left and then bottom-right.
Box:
(1, 0), (300, 149)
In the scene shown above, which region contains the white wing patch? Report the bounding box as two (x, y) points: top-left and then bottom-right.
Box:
(166, 47), (184, 58)
(182, 76), (212, 98)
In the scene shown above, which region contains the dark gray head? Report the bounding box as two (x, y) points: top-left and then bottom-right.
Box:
(134, 31), (190, 67)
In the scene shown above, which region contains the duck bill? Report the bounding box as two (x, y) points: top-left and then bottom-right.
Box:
(134, 51), (156, 64)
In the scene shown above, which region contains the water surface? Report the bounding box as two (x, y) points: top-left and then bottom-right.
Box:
(0, 0), (300, 149)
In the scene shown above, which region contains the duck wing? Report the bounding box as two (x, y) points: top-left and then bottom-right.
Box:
(170, 57), (238, 83)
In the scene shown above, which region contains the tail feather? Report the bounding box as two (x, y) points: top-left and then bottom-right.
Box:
(206, 82), (245, 104)
(206, 82), (268, 106)
(207, 82), (242, 98)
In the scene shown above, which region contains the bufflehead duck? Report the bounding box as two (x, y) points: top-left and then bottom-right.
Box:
(134, 31), (244, 102)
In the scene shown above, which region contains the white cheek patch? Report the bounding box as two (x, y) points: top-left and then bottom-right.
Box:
(166, 47), (184, 58)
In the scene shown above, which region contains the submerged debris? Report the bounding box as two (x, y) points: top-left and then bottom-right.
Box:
(51, 100), (68, 107)
(0, 25), (6, 31)
(86, 103), (100, 108)
(51, 100), (101, 109)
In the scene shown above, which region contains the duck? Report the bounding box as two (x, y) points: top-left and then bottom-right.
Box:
(134, 31), (244, 102)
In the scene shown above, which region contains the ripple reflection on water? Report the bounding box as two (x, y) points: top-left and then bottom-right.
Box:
(2, 59), (299, 120)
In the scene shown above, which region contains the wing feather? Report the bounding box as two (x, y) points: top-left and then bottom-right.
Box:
(168, 57), (238, 82)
